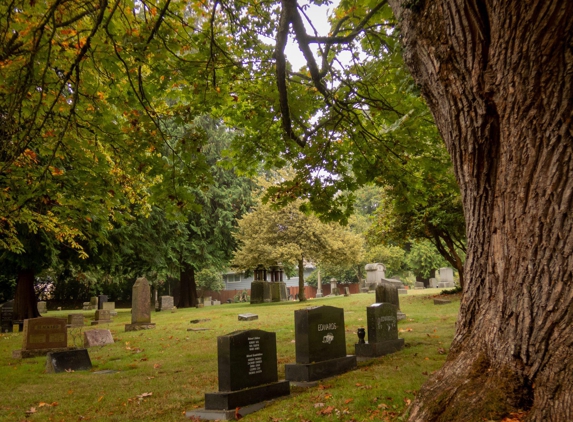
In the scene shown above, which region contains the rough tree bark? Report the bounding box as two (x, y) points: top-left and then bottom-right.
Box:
(178, 263), (198, 308)
(388, 1), (573, 421)
(13, 270), (40, 320)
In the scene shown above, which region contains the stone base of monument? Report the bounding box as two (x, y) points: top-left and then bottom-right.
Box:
(355, 339), (404, 361)
(125, 323), (156, 331)
(204, 380), (289, 410)
(12, 347), (70, 359)
(46, 349), (92, 373)
(285, 355), (357, 382)
(186, 401), (268, 421)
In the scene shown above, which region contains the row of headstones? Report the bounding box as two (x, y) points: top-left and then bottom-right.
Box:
(189, 283), (406, 420)
(189, 297), (405, 420)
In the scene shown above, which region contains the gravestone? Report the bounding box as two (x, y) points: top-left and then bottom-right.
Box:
(434, 298), (452, 305)
(212, 300), (221, 306)
(13, 317), (68, 358)
(250, 281), (272, 304)
(84, 329), (114, 347)
(158, 296), (174, 311)
(355, 303), (404, 360)
(365, 263), (386, 290)
(187, 329), (290, 420)
(344, 287), (351, 296)
(429, 278), (438, 288)
(125, 277), (155, 331)
(97, 295), (108, 310)
(82, 302), (91, 311)
(0, 300), (14, 333)
(91, 309), (111, 325)
(204, 296), (212, 307)
(270, 282), (288, 302)
(375, 284), (406, 321)
(102, 301), (117, 316)
(67, 314), (85, 328)
(381, 277), (405, 289)
(37, 301), (47, 314)
(414, 282), (425, 290)
(285, 306), (356, 382)
(397, 288), (408, 295)
(46, 349), (92, 373)
(238, 313), (258, 321)
(89, 296), (98, 310)
(330, 279), (339, 296)
(437, 267), (455, 288)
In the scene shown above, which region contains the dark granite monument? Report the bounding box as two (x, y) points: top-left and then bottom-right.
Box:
(187, 329), (290, 420)
(46, 349), (92, 373)
(355, 303), (404, 360)
(97, 295), (108, 310)
(0, 300), (14, 333)
(375, 283), (406, 321)
(285, 306), (356, 382)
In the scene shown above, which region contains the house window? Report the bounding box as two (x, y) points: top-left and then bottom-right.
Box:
(224, 273), (241, 283)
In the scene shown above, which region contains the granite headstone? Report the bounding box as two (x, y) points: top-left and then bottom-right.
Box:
(46, 349), (92, 373)
(125, 277), (155, 331)
(84, 329), (114, 347)
(355, 303), (404, 359)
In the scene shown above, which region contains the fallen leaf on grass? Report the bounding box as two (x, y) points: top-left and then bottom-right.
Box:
(38, 402), (58, 407)
(317, 384), (331, 390)
(137, 392), (153, 400)
(422, 371), (429, 376)
(404, 398), (412, 405)
(438, 348), (446, 354)
(26, 407), (36, 415)
(153, 363), (161, 369)
(318, 405), (335, 415)
(344, 398), (353, 404)
(314, 403), (325, 408)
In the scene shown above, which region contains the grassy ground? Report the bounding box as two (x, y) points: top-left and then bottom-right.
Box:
(0, 290), (459, 422)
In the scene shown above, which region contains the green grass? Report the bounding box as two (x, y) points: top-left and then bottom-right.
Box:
(0, 290), (459, 421)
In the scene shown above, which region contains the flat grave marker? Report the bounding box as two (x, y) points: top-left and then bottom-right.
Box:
(46, 349), (92, 373)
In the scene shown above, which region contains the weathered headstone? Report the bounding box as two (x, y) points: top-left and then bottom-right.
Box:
(67, 314), (85, 328)
(397, 288), (408, 295)
(13, 317), (68, 358)
(91, 309), (111, 325)
(84, 329), (114, 347)
(46, 349), (92, 373)
(344, 287), (351, 296)
(375, 284), (406, 321)
(89, 296), (98, 310)
(330, 279), (339, 296)
(429, 278), (438, 288)
(158, 296), (174, 311)
(125, 277), (155, 331)
(238, 313), (258, 321)
(37, 301), (47, 314)
(212, 300), (221, 306)
(187, 329), (290, 420)
(414, 282), (425, 289)
(437, 267), (455, 288)
(285, 306), (356, 382)
(102, 301), (117, 316)
(365, 263), (386, 290)
(381, 277), (405, 289)
(97, 295), (108, 310)
(203, 296), (212, 307)
(82, 302), (91, 311)
(0, 300), (14, 333)
(355, 303), (404, 359)
(250, 281), (272, 304)
(434, 298), (452, 305)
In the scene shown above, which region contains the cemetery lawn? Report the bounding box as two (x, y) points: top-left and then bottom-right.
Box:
(0, 290), (459, 421)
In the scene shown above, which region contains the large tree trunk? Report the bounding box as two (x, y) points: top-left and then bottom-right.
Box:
(178, 263), (198, 308)
(298, 258), (306, 301)
(13, 269), (40, 320)
(389, 1), (573, 421)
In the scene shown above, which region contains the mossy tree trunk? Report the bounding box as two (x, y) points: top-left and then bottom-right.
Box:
(389, 1), (573, 421)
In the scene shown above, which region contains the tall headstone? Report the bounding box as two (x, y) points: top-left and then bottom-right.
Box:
(375, 284), (406, 321)
(37, 301), (47, 314)
(187, 329), (290, 420)
(316, 269), (323, 298)
(89, 296), (98, 310)
(250, 281), (272, 304)
(125, 277), (156, 332)
(285, 306), (356, 382)
(97, 295), (108, 310)
(330, 279), (339, 296)
(13, 317), (68, 358)
(355, 303), (404, 359)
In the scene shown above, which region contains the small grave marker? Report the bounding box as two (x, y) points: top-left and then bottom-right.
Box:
(355, 303), (404, 360)
(46, 349), (92, 373)
(37, 301), (47, 314)
(91, 309), (111, 325)
(84, 329), (114, 347)
(434, 298), (452, 305)
(67, 314), (85, 328)
(238, 313), (258, 321)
